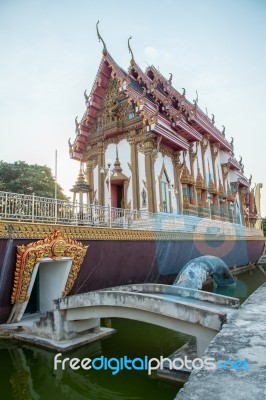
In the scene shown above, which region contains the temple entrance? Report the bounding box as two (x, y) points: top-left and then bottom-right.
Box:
(111, 183), (124, 208)
(10, 258), (72, 322)
(25, 270), (40, 314)
(7, 230), (88, 324)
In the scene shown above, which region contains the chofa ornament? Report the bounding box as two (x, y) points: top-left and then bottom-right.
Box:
(11, 230), (89, 304)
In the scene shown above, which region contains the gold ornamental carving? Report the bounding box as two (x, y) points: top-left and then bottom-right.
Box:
(210, 143), (219, 161)
(180, 161), (194, 185)
(200, 137), (209, 154)
(11, 230), (89, 304)
(189, 142), (198, 163)
(221, 163), (229, 180)
(0, 221), (262, 247)
(195, 161), (206, 190)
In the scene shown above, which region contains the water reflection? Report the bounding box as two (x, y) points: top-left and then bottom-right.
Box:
(1, 320), (186, 400)
(1, 268), (264, 400)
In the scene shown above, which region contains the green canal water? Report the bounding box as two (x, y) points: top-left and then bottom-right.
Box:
(0, 268), (265, 400)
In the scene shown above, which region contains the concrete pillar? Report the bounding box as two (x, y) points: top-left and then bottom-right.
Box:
(128, 132), (140, 210)
(97, 143), (105, 206)
(86, 158), (95, 204)
(173, 151), (183, 213)
(143, 137), (157, 213)
(196, 330), (217, 357)
(53, 309), (65, 341)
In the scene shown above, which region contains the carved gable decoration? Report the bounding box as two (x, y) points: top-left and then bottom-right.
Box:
(11, 230), (89, 304)
(90, 78), (138, 134)
(101, 78), (120, 126)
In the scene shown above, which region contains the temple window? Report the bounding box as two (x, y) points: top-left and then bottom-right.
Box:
(187, 184), (195, 205)
(161, 171), (171, 212)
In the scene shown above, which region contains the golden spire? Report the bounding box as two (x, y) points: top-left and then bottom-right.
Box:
(96, 20), (107, 56)
(128, 36), (135, 66)
(207, 159), (215, 193)
(196, 157), (205, 189)
(114, 145), (122, 173)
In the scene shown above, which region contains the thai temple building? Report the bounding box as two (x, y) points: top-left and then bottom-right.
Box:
(68, 23), (260, 228)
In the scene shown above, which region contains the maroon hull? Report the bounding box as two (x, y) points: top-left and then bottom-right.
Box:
(0, 234), (264, 324)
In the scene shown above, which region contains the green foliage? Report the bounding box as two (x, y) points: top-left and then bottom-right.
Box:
(262, 218), (266, 237)
(0, 160), (68, 200)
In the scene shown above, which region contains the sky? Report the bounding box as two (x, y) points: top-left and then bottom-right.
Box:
(0, 0), (265, 216)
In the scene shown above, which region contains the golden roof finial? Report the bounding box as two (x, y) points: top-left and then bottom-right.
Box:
(128, 36), (135, 66)
(96, 20), (107, 56)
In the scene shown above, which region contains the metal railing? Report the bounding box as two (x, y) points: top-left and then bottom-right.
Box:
(0, 191), (263, 237)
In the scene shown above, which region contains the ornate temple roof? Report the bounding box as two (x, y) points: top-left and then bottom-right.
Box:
(68, 23), (236, 163)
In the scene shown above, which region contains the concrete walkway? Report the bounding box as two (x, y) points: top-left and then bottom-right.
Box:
(176, 283), (266, 400)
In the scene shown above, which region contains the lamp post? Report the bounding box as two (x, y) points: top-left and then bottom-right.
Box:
(100, 159), (116, 228)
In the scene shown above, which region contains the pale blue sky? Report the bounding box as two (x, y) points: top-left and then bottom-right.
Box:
(0, 0), (265, 216)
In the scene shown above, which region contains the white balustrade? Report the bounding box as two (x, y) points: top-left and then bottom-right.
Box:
(0, 191), (262, 237)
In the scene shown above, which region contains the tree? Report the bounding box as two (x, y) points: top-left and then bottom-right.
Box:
(262, 218), (266, 237)
(0, 161), (68, 200)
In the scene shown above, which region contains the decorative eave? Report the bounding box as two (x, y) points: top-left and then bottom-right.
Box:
(130, 61), (152, 88)
(236, 172), (250, 188)
(152, 120), (190, 151)
(146, 65), (174, 94)
(192, 113), (232, 152)
(228, 157), (242, 171)
(126, 83), (202, 145)
(145, 65), (230, 151)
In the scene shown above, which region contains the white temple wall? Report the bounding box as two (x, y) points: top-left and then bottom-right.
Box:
(219, 150), (230, 164)
(163, 154), (175, 184)
(228, 169), (238, 185)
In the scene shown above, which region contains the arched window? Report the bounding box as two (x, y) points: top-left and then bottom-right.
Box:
(161, 171), (171, 212)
